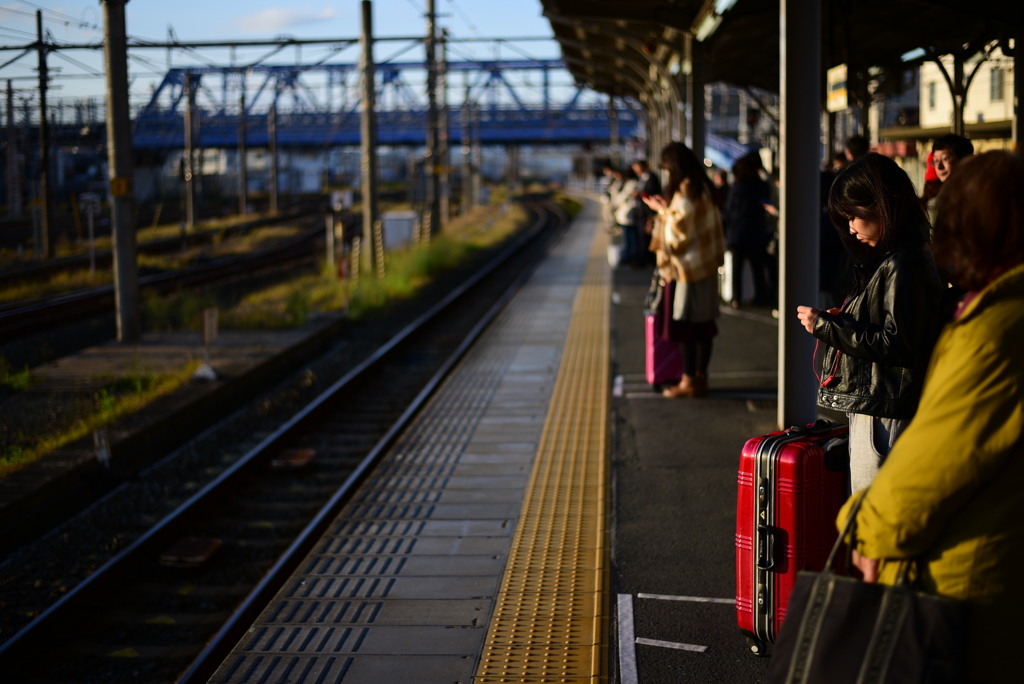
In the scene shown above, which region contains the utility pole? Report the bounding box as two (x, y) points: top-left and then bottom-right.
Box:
(461, 72), (472, 212)
(471, 101), (482, 206)
(438, 29), (449, 226)
(269, 95), (279, 213)
(424, 0), (441, 236)
(6, 80), (21, 218)
(238, 88), (248, 215)
(359, 0), (380, 274)
(35, 11), (51, 257)
(101, 0), (140, 343)
(183, 73), (196, 229)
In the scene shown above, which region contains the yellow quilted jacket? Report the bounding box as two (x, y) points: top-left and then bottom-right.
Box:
(837, 262), (1024, 683)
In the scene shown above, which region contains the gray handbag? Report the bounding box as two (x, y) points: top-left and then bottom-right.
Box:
(767, 492), (969, 684)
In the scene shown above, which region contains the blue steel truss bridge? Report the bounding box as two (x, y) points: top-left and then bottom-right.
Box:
(133, 60), (642, 150)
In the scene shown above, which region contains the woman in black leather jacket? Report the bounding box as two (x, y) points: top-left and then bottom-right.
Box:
(796, 153), (946, 492)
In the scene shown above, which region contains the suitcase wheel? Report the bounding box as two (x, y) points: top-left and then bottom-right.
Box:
(746, 636), (768, 657)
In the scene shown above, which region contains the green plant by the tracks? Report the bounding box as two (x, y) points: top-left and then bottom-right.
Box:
(0, 360), (201, 478)
(0, 356), (34, 391)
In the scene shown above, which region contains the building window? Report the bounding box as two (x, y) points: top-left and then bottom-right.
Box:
(990, 67), (1004, 102)
(928, 82), (936, 109)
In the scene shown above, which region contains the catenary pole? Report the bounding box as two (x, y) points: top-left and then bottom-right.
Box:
(438, 29), (449, 225)
(183, 73), (196, 229)
(425, 0), (441, 236)
(778, 0), (821, 427)
(101, 0), (140, 343)
(6, 80), (20, 217)
(268, 95), (279, 213)
(461, 71), (472, 212)
(35, 11), (51, 257)
(238, 89), (248, 215)
(360, 0), (380, 274)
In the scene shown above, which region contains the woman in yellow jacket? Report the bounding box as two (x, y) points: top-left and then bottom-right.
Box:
(840, 151), (1024, 683)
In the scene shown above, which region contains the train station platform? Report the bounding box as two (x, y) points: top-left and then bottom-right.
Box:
(203, 196), (780, 683)
(3, 195), (784, 682)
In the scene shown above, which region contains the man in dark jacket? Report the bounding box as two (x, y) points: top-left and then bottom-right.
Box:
(630, 159), (662, 266)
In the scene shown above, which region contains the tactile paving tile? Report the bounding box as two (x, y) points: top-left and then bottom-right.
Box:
(210, 215), (605, 683)
(476, 225), (611, 682)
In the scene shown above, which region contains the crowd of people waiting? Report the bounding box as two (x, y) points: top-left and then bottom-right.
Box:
(605, 134), (1023, 681)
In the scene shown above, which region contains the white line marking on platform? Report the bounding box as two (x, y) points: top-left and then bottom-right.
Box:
(712, 390), (778, 401)
(638, 593), (736, 605)
(613, 375), (624, 397)
(720, 306), (779, 326)
(636, 637), (709, 652)
(711, 370), (778, 378)
(617, 594), (639, 684)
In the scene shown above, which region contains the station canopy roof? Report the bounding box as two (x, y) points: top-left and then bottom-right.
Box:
(540, 0), (1024, 97)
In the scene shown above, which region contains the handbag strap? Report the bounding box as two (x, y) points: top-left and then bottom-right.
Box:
(828, 489), (918, 586)
(825, 489), (867, 573)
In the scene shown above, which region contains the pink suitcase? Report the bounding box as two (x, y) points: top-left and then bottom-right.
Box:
(645, 311), (683, 389)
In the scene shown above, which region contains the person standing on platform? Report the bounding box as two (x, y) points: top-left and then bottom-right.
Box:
(838, 150), (1024, 684)
(610, 167), (638, 261)
(631, 159), (662, 267)
(722, 155), (771, 308)
(643, 142), (725, 399)
(931, 133), (974, 185)
(928, 134), (975, 224)
(845, 134), (870, 162)
(796, 153), (946, 492)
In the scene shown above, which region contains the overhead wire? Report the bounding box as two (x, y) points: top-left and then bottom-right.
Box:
(15, 0), (101, 31)
(445, 0), (477, 33)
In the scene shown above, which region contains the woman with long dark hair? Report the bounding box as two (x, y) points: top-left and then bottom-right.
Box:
(642, 142), (725, 398)
(796, 152), (946, 491)
(838, 150), (1024, 684)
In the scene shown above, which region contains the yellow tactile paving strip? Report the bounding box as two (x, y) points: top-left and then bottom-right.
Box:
(475, 222), (610, 683)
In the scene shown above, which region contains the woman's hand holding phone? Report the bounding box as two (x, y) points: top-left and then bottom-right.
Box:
(642, 194), (667, 212)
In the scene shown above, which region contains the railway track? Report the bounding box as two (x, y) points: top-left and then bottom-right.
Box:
(0, 203), (319, 286)
(0, 198), (566, 683)
(0, 216), (326, 338)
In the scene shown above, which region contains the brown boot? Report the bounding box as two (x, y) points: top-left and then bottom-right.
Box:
(691, 372), (708, 398)
(663, 374), (695, 398)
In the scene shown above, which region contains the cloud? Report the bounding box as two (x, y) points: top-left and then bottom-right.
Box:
(235, 6), (337, 33)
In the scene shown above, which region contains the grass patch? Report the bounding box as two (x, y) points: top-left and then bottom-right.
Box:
(139, 197), (532, 330)
(0, 268), (114, 305)
(0, 356), (34, 391)
(0, 359), (202, 478)
(553, 193), (583, 218)
(0, 225), (307, 306)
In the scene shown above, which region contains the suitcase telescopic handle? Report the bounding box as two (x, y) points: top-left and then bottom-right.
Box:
(756, 524), (775, 570)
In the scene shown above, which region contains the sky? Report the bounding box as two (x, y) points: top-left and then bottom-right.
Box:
(0, 0), (568, 108)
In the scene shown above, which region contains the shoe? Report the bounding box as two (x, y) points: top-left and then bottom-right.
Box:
(662, 372), (708, 398)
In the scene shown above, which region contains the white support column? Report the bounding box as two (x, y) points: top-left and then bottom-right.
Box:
(778, 0), (822, 428)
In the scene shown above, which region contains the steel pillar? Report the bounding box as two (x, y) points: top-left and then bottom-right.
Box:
(778, 0), (822, 428)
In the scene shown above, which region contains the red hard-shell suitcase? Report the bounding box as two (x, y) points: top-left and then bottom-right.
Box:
(735, 421), (849, 655)
(645, 311), (683, 388)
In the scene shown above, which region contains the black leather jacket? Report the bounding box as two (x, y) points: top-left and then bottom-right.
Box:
(813, 247), (946, 419)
